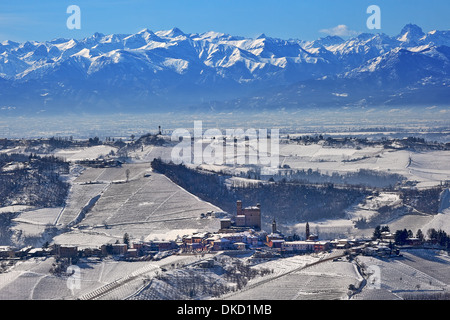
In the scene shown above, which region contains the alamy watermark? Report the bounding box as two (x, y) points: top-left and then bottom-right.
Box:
(366, 265), (381, 289)
(66, 265), (81, 294)
(67, 5), (81, 30)
(66, 5), (381, 32)
(367, 5), (381, 30)
(170, 121), (280, 173)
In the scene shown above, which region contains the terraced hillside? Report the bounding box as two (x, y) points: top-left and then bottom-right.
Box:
(53, 163), (223, 248)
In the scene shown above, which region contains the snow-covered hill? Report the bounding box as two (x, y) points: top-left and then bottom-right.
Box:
(0, 24), (449, 114)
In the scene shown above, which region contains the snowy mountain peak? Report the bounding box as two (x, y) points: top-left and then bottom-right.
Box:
(314, 35), (345, 47)
(137, 28), (153, 34)
(397, 24), (425, 43)
(196, 31), (228, 40)
(156, 27), (186, 38)
(256, 33), (268, 40)
(92, 32), (105, 38)
(0, 24), (449, 114)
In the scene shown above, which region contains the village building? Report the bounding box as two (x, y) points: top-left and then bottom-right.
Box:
(185, 242), (203, 252)
(0, 246), (15, 259)
(152, 240), (177, 251)
(219, 219), (232, 232)
(219, 201), (262, 232)
(306, 234), (319, 241)
(126, 248), (138, 258)
(268, 239), (285, 249)
(313, 241), (330, 252)
(212, 238), (230, 251)
(233, 242), (247, 250)
(282, 241), (314, 253)
(54, 245), (78, 259)
(336, 239), (351, 250)
(81, 247), (102, 257)
(27, 248), (48, 258)
(111, 243), (128, 255)
(265, 218), (285, 245)
(381, 231), (395, 241)
(405, 237), (422, 246)
(235, 200), (261, 230)
(205, 234), (221, 247)
(247, 234), (259, 247)
(221, 233), (247, 244)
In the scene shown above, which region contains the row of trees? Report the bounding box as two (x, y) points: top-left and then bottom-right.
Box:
(142, 255), (272, 299)
(372, 225), (450, 249)
(151, 158), (366, 226)
(0, 153), (70, 208)
(262, 168), (405, 189)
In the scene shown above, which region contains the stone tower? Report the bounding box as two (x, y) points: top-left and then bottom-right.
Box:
(235, 200), (261, 230)
(306, 222), (310, 240)
(237, 200), (242, 216)
(272, 218), (277, 234)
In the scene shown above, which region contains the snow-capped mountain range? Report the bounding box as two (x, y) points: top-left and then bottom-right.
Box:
(1, 24), (449, 114)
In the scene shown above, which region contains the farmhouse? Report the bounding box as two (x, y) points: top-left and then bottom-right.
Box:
(381, 231), (395, 241)
(406, 237), (422, 246)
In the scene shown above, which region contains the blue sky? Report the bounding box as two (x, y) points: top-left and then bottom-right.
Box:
(1, 0), (449, 42)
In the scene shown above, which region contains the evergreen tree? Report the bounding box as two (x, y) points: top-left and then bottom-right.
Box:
(373, 225), (382, 240)
(305, 222), (310, 239)
(407, 230), (414, 238)
(416, 229), (424, 241)
(123, 233), (130, 246)
(395, 229), (409, 245)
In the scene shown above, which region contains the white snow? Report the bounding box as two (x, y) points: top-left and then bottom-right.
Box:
(53, 145), (117, 162)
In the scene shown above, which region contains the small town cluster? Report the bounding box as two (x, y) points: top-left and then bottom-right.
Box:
(0, 200), (429, 263)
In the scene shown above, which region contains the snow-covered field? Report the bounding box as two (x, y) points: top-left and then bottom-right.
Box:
(1, 132), (449, 300)
(0, 254), (210, 300)
(12, 207), (62, 237)
(0, 160), (224, 249)
(224, 255), (361, 300)
(51, 164), (223, 248)
(73, 163), (151, 184)
(53, 145), (117, 162)
(353, 249), (450, 300)
(49, 142), (450, 245)
(55, 183), (108, 227)
(152, 140), (450, 189)
(0, 244), (448, 300)
(279, 144), (450, 188)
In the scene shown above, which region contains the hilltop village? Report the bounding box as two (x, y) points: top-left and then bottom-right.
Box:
(0, 199), (434, 265)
